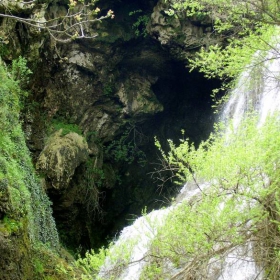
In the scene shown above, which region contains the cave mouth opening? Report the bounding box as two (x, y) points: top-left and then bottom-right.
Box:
(97, 59), (223, 244)
(47, 42), (223, 254)
(117, 38), (222, 147)
(149, 60), (222, 147)
(129, 59), (223, 202)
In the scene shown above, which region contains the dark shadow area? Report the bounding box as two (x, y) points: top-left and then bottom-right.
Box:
(150, 61), (221, 146)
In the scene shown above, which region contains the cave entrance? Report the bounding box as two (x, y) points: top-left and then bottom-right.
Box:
(150, 60), (221, 146)
(100, 58), (222, 244)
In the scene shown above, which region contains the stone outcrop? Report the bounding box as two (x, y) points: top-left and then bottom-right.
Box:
(148, 0), (222, 60)
(117, 73), (163, 117)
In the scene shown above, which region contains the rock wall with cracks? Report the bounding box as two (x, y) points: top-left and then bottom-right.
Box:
(0, 0), (222, 254)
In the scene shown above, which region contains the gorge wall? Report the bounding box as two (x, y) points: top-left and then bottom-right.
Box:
(0, 0), (223, 271)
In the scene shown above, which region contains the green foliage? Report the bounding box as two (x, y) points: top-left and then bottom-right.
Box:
(85, 159), (105, 188)
(50, 119), (83, 136)
(33, 258), (45, 274)
(75, 247), (108, 278)
(158, 114), (280, 188)
(75, 236), (139, 280)
(0, 56), (32, 110)
(105, 126), (147, 166)
(85, 130), (99, 142)
(0, 57), (58, 247)
(129, 10), (150, 37)
(106, 136), (134, 163)
(166, 0), (280, 93)
(31, 243), (85, 280)
(78, 158), (105, 216)
(10, 56), (32, 87)
(0, 44), (10, 58)
(0, 30), (11, 58)
(1, 216), (22, 234)
(103, 82), (115, 96)
(189, 25), (277, 81)
(148, 114), (280, 279)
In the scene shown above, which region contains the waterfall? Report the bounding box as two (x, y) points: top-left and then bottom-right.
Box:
(98, 45), (280, 280)
(221, 46), (280, 126)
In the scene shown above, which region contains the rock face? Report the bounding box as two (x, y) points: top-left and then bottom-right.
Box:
(0, 232), (28, 280)
(148, 0), (222, 60)
(0, 0), (222, 257)
(117, 73), (163, 117)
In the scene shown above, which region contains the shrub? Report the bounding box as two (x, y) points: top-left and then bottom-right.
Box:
(145, 114), (280, 279)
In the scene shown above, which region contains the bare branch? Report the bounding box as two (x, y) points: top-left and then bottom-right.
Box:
(0, 1), (114, 43)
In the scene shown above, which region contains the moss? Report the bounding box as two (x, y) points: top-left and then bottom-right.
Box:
(0, 57), (60, 279)
(0, 43), (11, 58)
(1, 216), (22, 235)
(50, 119), (83, 136)
(37, 129), (89, 189)
(30, 244), (85, 280)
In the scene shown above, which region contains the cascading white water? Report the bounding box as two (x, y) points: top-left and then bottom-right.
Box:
(100, 45), (280, 280)
(108, 209), (171, 280)
(209, 43), (280, 280)
(221, 46), (280, 127)
(99, 182), (209, 280)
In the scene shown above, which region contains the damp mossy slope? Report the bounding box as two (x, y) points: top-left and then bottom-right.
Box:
(0, 58), (61, 279)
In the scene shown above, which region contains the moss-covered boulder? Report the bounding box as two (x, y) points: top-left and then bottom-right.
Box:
(37, 130), (89, 189)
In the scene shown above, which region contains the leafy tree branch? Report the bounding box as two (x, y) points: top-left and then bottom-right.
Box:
(165, 0), (280, 93)
(0, 0), (114, 43)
